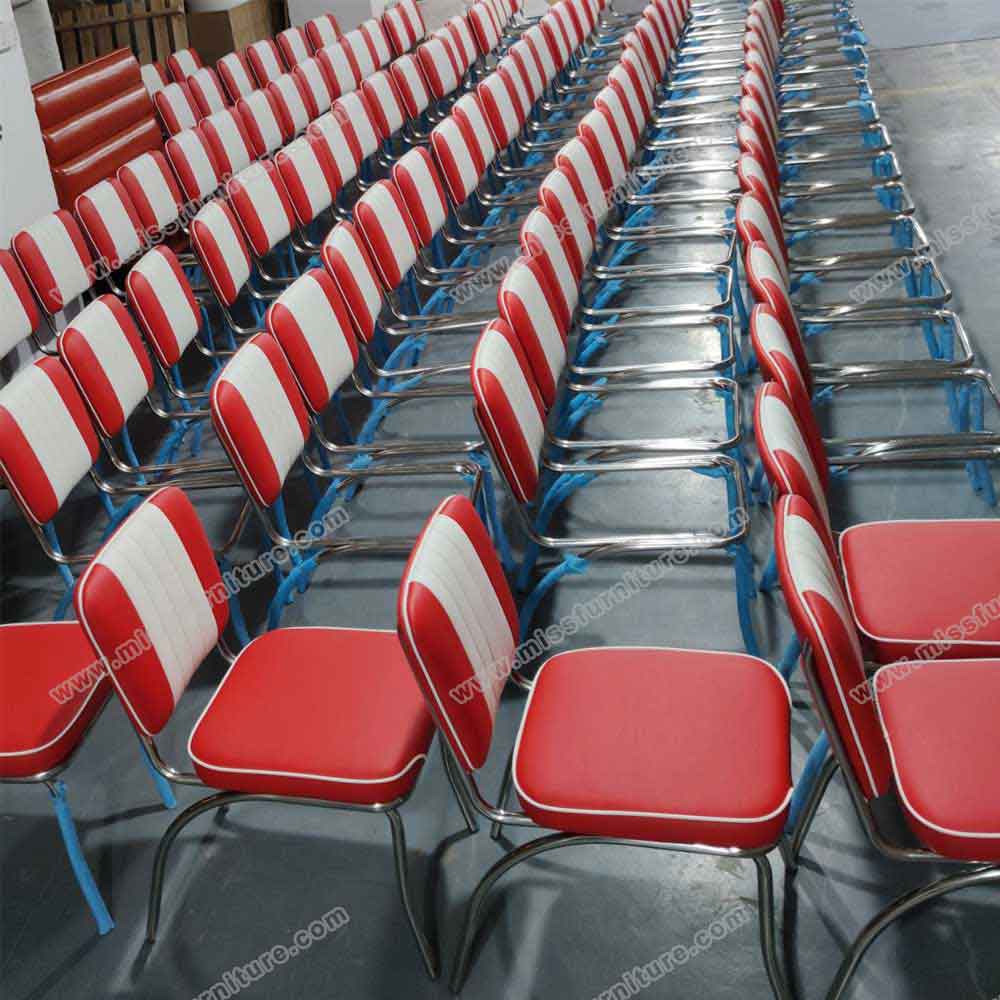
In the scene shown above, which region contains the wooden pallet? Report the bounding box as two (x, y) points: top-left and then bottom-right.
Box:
(52, 0), (188, 68)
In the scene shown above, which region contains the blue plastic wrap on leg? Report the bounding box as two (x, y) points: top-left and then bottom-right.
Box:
(790, 271), (820, 294)
(588, 279), (625, 310)
(267, 554), (321, 630)
(803, 323), (832, 338)
(135, 731), (176, 807)
(731, 248), (749, 335)
(729, 541), (762, 657)
(750, 458), (765, 500)
(518, 554), (589, 639)
(576, 333), (609, 364)
(780, 197), (799, 216)
(622, 205), (656, 229)
(785, 732), (831, 832)
(215, 554), (252, 648)
(606, 240), (646, 267)
(778, 633), (802, 681)
(811, 386), (836, 407)
(847, 98), (876, 123)
(43, 523), (77, 619)
(49, 780), (114, 935)
(759, 548), (779, 593)
(558, 390), (604, 437)
(468, 451), (514, 571)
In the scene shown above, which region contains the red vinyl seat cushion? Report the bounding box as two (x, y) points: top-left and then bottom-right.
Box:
(512, 647), (792, 849)
(188, 627), (435, 804)
(0, 623), (111, 779)
(840, 519), (1000, 662)
(875, 658), (1000, 861)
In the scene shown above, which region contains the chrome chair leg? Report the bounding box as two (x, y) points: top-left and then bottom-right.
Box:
(386, 807), (440, 979)
(146, 789), (241, 942)
(826, 866), (1000, 1000)
(755, 854), (795, 1000)
(488, 749), (515, 841)
(441, 735), (480, 834)
(782, 755), (840, 872)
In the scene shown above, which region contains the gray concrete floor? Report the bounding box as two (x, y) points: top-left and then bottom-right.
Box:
(3, 4), (1000, 999)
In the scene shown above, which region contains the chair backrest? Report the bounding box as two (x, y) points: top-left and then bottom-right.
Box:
(468, 3), (501, 58)
(118, 151), (185, 240)
(774, 493), (892, 800)
(555, 137), (613, 230)
(167, 47), (202, 82)
(497, 253), (567, 407)
(397, 493), (518, 771)
(344, 28), (378, 79)
(308, 111), (361, 189)
(246, 39), (285, 87)
(417, 36), (460, 100)
(294, 56), (335, 116)
(275, 134), (339, 226)
(58, 294), (153, 438)
(188, 66), (229, 118)
(744, 240), (802, 354)
(383, 0), (422, 56)
(390, 53), (432, 119)
(238, 88), (290, 158)
(165, 128), (222, 205)
(277, 26), (311, 69)
(607, 63), (650, 142)
(391, 146), (449, 247)
(595, 84), (640, 157)
(268, 73), (316, 136)
(362, 70), (407, 140)
(75, 178), (146, 273)
(190, 199), (252, 307)
(361, 17), (393, 69)
(210, 332), (310, 507)
(509, 40), (544, 102)
(321, 221), (385, 344)
(539, 167), (594, 278)
(524, 25), (557, 82)
(578, 106), (629, 186)
(433, 26), (464, 81)
(477, 70), (523, 150)
(737, 154), (785, 252)
(155, 82), (201, 135)
(519, 205), (579, 322)
(453, 92), (498, 173)
(0, 356), (99, 524)
(200, 108), (256, 179)
(216, 52), (256, 103)
(126, 247), (203, 369)
(141, 61), (169, 98)
(227, 159), (296, 258)
(306, 13), (342, 52)
(470, 318), (546, 504)
(431, 114), (482, 206)
(75, 486), (228, 736)
(736, 192), (788, 284)
(354, 180), (421, 289)
(333, 91), (382, 161)
(0, 250), (40, 358)
(318, 39), (361, 97)
(754, 380), (831, 529)
(266, 268), (359, 414)
(750, 298), (813, 396)
(12, 209), (94, 316)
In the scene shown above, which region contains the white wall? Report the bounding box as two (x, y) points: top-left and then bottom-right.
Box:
(0, 0), (59, 248)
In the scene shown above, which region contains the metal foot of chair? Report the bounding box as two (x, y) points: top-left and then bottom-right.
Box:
(386, 808), (440, 979)
(783, 735), (837, 871)
(47, 780), (115, 935)
(441, 736), (479, 835)
(146, 790), (242, 942)
(489, 751), (514, 841)
(826, 866), (1000, 1000)
(754, 854), (795, 1000)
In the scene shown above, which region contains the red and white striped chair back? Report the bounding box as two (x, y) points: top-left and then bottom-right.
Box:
(361, 17), (393, 69)
(539, 167), (594, 278)
(745, 240), (802, 352)
(75, 486), (228, 735)
(397, 493), (518, 771)
(318, 40), (361, 97)
(266, 268), (359, 414)
(268, 72), (316, 136)
(308, 111), (361, 188)
(390, 53), (432, 118)
(12, 210), (94, 316)
(75, 178), (145, 271)
(417, 36), (461, 100)
(238, 88), (290, 158)
(354, 180), (421, 289)
(774, 494), (893, 800)
(200, 108), (256, 178)
(154, 82), (200, 136)
(167, 47), (203, 82)
(362, 70), (407, 139)
(188, 67), (229, 118)
(0, 250), (39, 357)
(519, 206), (579, 321)
(321, 221), (385, 343)
(166, 128), (221, 205)
(276, 134), (339, 226)
(294, 56), (335, 116)
(333, 91), (382, 161)
(217, 52), (256, 103)
(305, 13), (342, 52)
(190, 199), (252, 307)
(736, 192), (789, 284)
(344, 28), (378, 80)
(277, 26), (311, 69)
(118, 151), (185, 240)
(227, 160), (296, 258)
(246, 39), (285, 87)
(391, 147), (450, 246)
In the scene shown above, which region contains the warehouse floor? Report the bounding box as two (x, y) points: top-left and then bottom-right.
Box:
(2, 3), (1000, 998)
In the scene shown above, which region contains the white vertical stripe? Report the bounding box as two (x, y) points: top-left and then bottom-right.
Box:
(367, 74), (403, 133)
(220, 54), (254, 98)
(161, 85), (197, 130)
(435, 118), (480, 200)
(342, 94), (378, 157)
(24, 214), (90, 306)
(192, 69), (226, 113)
(456, 95), (496, 165)
(409, 514), (512, 717)
(69, 299), (148, 425)
(222, 341), (304, 489)
(96, 501), (218, 705)
(1, 364), (92, 512)
(299, 60), (331, 112)
(173, 49), (199, 78)
(323, 44), (357, 95)
(399, 150), (446, 234)
(279, 274), (356, 397)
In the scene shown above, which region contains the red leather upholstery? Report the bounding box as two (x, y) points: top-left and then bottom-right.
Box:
(875, 659), (1000, 861)
(305, 13), (342, 52)
(12, 210), (94, 316)
(320, 222), (384, 344)
(841, 520), (1000, 662)
(0, 250), (40, 357)
(397, 495), (519, 771)
(33, 49), (161, 210)
(391, 147), (449, 247)
(189, 627), (434, 804)
(0, 623), (111, 779)
(166, 47), (203, 83)
(76, 486), (228, 736)
(227, 160), (296, 257)
(276, 26), (312, 69)
(190, 199), (251, 306)
(354, 180), (420, 289)
(513, 647), (791, 847)
(266, 269), (358, 414)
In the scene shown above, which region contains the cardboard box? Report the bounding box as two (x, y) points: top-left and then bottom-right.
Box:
(186, 0), (271, 63)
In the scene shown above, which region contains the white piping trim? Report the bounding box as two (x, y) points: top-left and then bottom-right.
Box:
(510, 646), (793, 826)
